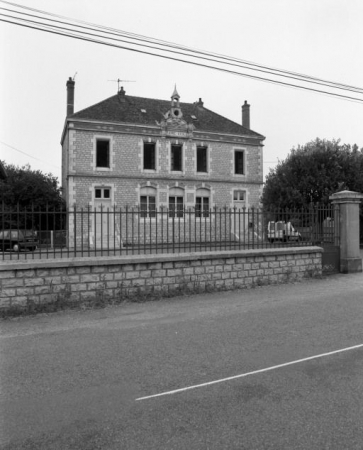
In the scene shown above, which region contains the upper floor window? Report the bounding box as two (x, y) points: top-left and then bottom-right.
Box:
(140, 187), (156, 218)
(144, 142), (156, 170)
(171, 144), (183, 171)
(96, 140), (110, 168)
(169, 187), (184, 218)
(234, 150), (245, 175)
(197, 146), (208, 173)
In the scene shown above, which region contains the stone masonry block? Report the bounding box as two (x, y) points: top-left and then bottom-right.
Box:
(190, 260), (202, 267)
(13, 270), (34, 278)
(152, 269), (166, 277)
(2, 278), (24, 288)
(212, 259), (225, 265)
(92, 266), (106, 273)
(80, 274), (99, 283)
(36, 270), (51, 277)
(125, 271), (140, 279)
(1, 289), (16, 297)
(148, 262), (162, 270)
(167, 269), (183, 277)
(269, 262), (280, 268)
(75, 267), (92, 274)
(22, 278), (45, 287)
(16, 287), (34, 296)
(139, 270), (152, 278)
(212, 273), (222, 280)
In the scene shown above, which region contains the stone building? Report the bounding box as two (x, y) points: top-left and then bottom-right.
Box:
(61, 78), (265, 247)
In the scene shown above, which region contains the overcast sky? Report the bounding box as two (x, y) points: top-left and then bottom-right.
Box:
(1, 0), (363, 184)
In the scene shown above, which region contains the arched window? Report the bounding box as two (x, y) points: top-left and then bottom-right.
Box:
(140, 186), (156, 218)
(196, 188), (210, 217)
(169, 187), (184, 218)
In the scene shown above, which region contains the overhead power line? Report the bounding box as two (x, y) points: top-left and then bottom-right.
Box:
(2, 0), (362, 95)
(0, 141), (61, 169)
(1, 1), (363, 103)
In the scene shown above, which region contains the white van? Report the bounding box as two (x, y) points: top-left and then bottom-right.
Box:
(267, 221), (301, 242)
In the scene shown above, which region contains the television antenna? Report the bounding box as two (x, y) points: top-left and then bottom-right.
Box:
(108, 78), (135, 92)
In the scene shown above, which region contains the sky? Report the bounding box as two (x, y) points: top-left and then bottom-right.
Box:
(1, 0), (363, 185)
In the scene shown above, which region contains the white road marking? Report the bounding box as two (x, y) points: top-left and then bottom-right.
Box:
(136, 342), (363, 401)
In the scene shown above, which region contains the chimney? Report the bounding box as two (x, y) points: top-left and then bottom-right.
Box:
(118, 86), (126, 102)
(242, 100), (250, 129)
(197, 98), (204, 107)
(66, 77), (75, 116)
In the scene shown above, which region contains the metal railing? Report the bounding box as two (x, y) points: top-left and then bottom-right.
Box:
(0, 203), (339, 260)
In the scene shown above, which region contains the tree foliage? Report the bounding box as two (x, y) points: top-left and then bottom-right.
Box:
(262, 139), (363, 209)
(0, 162), (65, 230)
(0, 162), (64, 209)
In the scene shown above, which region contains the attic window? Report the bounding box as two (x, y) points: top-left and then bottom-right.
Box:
(141, 109), (147, 113)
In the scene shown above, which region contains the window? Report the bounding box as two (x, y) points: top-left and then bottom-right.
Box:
(140, 187), (156, 218)
(195, 188), (210, 217)
(171, 144), (182, 171)
(144, 142), (156, 170)
(169, 187), (184, 218)
(233, 190), (245, 201)
(197, 146), (208, 173)
(96, 140), (110, 168)
(234, 150), (244, 175)
(95, 187), (111, 199)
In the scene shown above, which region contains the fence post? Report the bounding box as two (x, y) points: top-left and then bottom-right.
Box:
(329, 190), (363, 273)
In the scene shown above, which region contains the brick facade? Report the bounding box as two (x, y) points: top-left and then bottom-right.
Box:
(61, 85), (265, 247)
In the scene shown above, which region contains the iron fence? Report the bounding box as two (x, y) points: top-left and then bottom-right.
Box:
(0, 203), (339, 260)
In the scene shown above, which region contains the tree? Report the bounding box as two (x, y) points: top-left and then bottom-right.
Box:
(0, 162), (65, 229)
(262, 139), (363, 209)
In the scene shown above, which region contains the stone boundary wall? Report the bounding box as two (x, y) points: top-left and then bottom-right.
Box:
(0, 247), (322, 311)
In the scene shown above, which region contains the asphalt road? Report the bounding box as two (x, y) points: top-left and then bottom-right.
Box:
(1, 272), (363, 449)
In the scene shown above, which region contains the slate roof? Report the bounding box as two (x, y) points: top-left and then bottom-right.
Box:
(70, 93), (264, 139)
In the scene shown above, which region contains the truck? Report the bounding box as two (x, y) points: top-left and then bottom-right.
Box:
(267, 221), (302, 242)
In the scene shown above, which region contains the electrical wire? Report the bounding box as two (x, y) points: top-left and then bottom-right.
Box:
(0, 141), (61, 169)
(1, 2), (363, 103)
(2, 0), (363, 95)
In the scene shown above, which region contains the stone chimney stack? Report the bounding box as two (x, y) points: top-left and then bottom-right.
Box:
(242, 100), (250, 129)
(66, 77), (75, 116)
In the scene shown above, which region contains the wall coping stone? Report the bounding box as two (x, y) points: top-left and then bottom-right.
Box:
(0, 247), (323, 272)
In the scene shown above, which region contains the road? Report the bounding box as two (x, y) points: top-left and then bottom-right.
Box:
(1, 271), (363, 449)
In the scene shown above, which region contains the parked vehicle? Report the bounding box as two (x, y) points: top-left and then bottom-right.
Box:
(0, 230), (38, 252)
(267, 221), (301, 242)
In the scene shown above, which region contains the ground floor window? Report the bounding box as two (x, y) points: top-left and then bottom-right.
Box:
(195, 188), (210, 217)
(140, 187), (156, 218)
(195, 197), (209, 217)
(169, 196), (184, 218)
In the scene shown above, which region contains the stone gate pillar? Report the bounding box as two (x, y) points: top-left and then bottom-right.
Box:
(329, 190), (363, 273)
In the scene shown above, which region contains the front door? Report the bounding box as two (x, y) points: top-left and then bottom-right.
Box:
(231, 190), (246, 239)
(93, 187), (113, 248)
